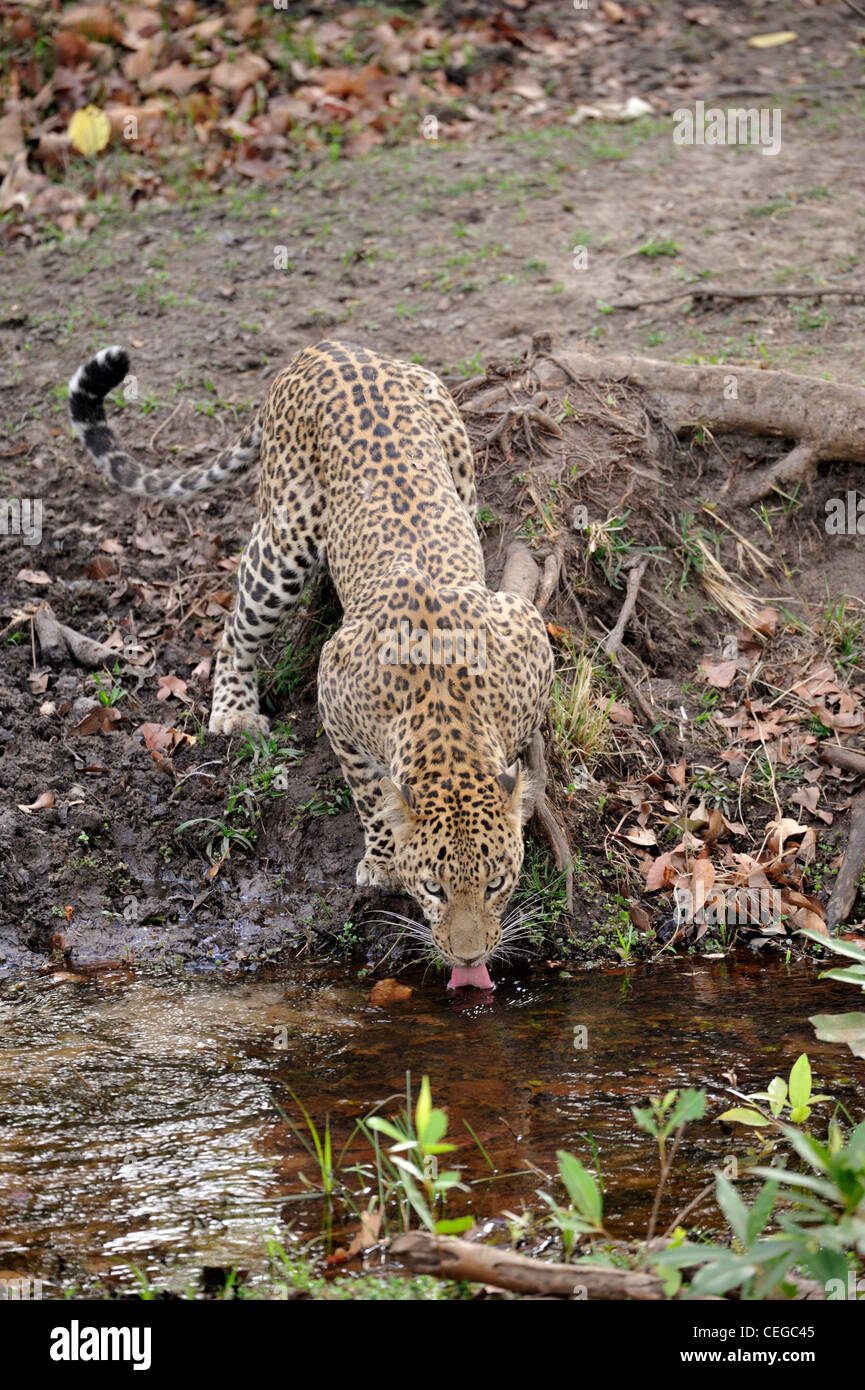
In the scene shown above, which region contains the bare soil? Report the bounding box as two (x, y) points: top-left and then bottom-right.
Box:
(2, 60), (865, 976)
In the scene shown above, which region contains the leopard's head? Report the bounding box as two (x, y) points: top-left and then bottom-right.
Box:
(380, 765), (525, 987)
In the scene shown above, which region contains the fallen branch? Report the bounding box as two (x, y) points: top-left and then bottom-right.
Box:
(540, 349), (865, 505)
(820, 743), (865, 777)
(610, 283), (865, 312)
(34, 602), (119, 668)
(390, 1231), (666, 1299)
(827, 790), (865, 929)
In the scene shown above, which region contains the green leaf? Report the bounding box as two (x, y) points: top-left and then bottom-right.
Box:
(631, 1105), (658, 1138)
(435, 1216), (474, 1235)
(717, 1107), (771, 1127)
(810, 1012), (865, 1059)
(749, 1166), (837, 1201)
(419, 1109), (448, 1148)
(800, 928), (865, 962)
(788, 1054), (812, 1112)
(715, 1174), (748, 1244)
(746, 1181), (778, 1244)
(366, 1117), (405, 1143)
(821, 965), (865, 986)
(689, 1256), (756, 1298)
(766, 1074), (788, 1116)
(557, 1151), (603, 1225)
(669, 1088), (707, 1130)
(415, 1075), (432, 1139)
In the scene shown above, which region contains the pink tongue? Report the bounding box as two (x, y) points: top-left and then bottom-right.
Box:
(447, 963), (493, 991)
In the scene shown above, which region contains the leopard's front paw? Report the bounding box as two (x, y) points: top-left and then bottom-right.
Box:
(208, 708), (271, 737)
(356, 856), (401, 891)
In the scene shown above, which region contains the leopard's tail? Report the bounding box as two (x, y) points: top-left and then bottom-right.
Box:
(68, 346), (261, 500)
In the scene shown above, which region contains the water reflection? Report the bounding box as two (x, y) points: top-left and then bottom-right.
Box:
(0, 956), (862, 1293)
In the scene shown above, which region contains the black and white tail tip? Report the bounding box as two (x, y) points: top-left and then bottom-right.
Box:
(68, 346), (129, 437)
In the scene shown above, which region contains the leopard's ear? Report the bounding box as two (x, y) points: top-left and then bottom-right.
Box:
(380, 777), (416, 834)
(497, 760), (523, 816)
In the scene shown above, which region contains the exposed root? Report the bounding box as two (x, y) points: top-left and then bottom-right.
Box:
(603, 555), (649, 660)
(34, 602), (119, 667)
(827, 791), (865, 928)
(538, 349), (865, 505)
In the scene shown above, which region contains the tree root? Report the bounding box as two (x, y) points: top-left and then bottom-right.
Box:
(603, 556), (650, 660)
(34, 602), (120, 667)
(827, 789), (865, 929)
(498, 542), (574, 915)
(539, 348), (865, 504)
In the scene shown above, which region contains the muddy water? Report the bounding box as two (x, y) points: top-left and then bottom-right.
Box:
(1, 956), (863, 1295)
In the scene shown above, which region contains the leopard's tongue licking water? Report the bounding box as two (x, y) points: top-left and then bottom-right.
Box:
(447, 964), (493, 990)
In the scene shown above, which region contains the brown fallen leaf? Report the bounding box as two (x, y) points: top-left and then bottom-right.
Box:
(369, 977), (413, 1005)
(17, 791), (55, 814)
(76, 706), (122, 735)
(346, 1208), (383, 1257)
(608, 700), (634, 726)
(138, 721), (195, 753)
(667, 759), (686, 787)
(699, 658), (737, 688)
(28, 670), (50, 694)
(620, 826), (656, 846)
(628, 901), (651, 931)
(156, 672), (191, 703)
(17, 568), (52, 586)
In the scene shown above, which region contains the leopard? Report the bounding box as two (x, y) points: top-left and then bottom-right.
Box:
(68, 340), (554, 987)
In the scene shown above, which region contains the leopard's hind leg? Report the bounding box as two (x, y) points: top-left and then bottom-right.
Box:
(209, 499), (325, 737)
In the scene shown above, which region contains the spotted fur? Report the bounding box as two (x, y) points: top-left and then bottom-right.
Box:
(69, 340), (554, 968)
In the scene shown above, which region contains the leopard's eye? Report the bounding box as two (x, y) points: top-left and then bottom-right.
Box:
(424, 879), (445, 898)
(486, 874), (505, 896)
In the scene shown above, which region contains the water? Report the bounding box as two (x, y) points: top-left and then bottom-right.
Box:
(1, 955), (863, 1295)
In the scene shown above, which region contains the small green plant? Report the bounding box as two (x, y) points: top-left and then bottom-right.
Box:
(718, 1054), (831, 1130)
(92, 664), (126, 706)
(365, 1076), (470, 1233)
(537, 1151), (607, 1256)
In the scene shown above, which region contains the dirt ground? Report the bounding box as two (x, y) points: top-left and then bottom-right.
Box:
(2, 8), (865, 977)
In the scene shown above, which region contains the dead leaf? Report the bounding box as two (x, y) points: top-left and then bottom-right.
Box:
(699, 658), (737, 688)
(138, 721), (195, 753)
(28, 671), (50, 694)
(346, 1208), (382, 1257)
(620, 826), (657, 846)
(667, 760), (686, 787)
(608, 701), (634, 726)
(369, 977), (413, 1005)
(17, 791), (55, 813)
(17, 568), (52, 586)
(628, 901), (651, 931)
(645, 851), (676, 892)
(747, 30), (797, 48)
(210, 53), (270, 96)
(76, 706), (122, 735)
(156, 673), (191, 703)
